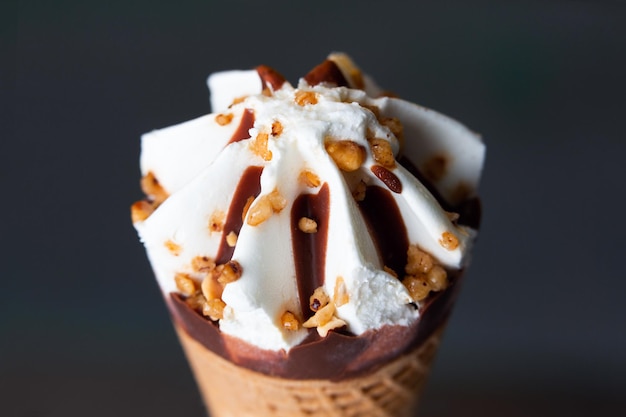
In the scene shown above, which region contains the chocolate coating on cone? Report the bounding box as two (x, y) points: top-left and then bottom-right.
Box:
(167, 268), (462, 381)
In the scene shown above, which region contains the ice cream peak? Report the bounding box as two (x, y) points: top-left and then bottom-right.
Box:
(132, 53), (485, 352)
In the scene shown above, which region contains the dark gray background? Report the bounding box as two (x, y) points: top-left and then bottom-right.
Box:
(2, 1), (625, 416)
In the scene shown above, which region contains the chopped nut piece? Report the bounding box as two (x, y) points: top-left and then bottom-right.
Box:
(201, 274), (223, 300)
(174, 273), (197, 296)
(439, 232), (460, 250)
(362, 104), (380, 118)
(203, 298), (226, 321)
(299, 170), (321, 188)
(241, 196), (255, 222)
(383, 266), (398, 278)
(246, 196), (272, 226)
(352, 180), (367, 201)
(406, 245), (434, 274)
(333, 277), (349, 307)
(298, 217), (318, 233)
(229, 96), (247, 107)
(164, 239), (182, 256)
(192, 256), (216, 273)
(309, 286), (330, 312)
(267, 189), (287, 213)
(369, 138), (396, 168)
(446, 211), (460, 222)
(216, 260), (243, 285)
(249, 132), (272, 161)
(280, 311), (300, 331)
(130, 200), (154, 223)
(325, 140), (366, 172)
(402, 276), (431, 301)
(226, 231), (238, 247)
(140, 172), (169, 205)
(317, 316), (347, 337)
(208, 210), (225, 233)
(294, 90), (318, 106)
(271, 121), (283, 136)
(426, 265), (448, 291)
(303, 302), (336, 328)
(380, 117), (404, 142)
(215, 113), (234, 126)
(185, 293), (206, 312)
(423, 155), (448, 182)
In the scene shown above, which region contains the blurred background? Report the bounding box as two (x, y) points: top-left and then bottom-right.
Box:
(2, 1), (625, 416)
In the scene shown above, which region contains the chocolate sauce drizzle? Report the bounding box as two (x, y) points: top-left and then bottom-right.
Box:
(256, 65), (287, 91)
(215, 166), (263, 264)
(357, 185), (409, 277)
(290, 184), (330, 320)
(303, 60), (349, 88)
(227, 109), (255, 145)
(371, 165), (403, 194)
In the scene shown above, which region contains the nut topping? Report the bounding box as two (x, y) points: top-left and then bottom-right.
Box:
(325, 140), (366, 172)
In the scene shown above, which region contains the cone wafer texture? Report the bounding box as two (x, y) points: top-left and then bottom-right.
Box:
(175, 323), (444, 417)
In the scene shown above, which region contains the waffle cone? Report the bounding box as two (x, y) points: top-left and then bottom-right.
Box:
(174, 324), (445, 417)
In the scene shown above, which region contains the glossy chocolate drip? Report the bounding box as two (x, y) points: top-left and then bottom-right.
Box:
(398, 156), (481, 228)
(215, 166), (263, 264)
(256, 65), (287, 91)
(303, 60), (349, 88)
(290, 184), (330, 320)
(371, 165), (403, 193)
(357, 185), (409, 277)
(227, 109), (255, 144)
(167, 268), (462, 381)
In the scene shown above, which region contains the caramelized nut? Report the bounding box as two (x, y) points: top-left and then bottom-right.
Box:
(209, 210), (225, 233)
(317, 316), (347, 337)
(250, 132), (272, 161)
(226, 231), (238, 247)
(140, 172), (169, 205)
(201, 274), (223, 300)
(192, 256), (216, 273)
(333, 277), (349, 307)
(380, 117), (404, 142)
(309, 286), (330, 312)
(241, 196), (255, 222)
(426, 265), (448, 291)
(280, 311), (300, 331)
(406, 245), (434, 274)
(383, 265), (398, 278)
(439, 232), (459, 250)
(303, 302), (335, 328)
(294, 90), (318, 106)
(247, 196), (272, 226)
(423, 155), (448, 182)
(215, 113), (234, 126)
(185, 293), (206, 313)
(271, 121), (283, 137)
(352, 180), (367, 201)
(203, 298), (226, 321)
(298, 217), (318, 233)
(267, 189), (287, 213)
(402, 276), (431, 301)
(369, 138), (395, 168)
(299, 170), (321, 188)
(164, 239), (182, 256)
(230, 96), (247, 107)
(325, 140), (366, 172)
(174, 273), (197, 296)
(130, 200), (154, 223)
(216, 260), (243, 285)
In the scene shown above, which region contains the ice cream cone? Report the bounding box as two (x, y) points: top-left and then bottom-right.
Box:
(174, 323), (445, 417)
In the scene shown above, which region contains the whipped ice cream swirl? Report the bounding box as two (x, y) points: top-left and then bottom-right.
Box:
(133, 54), (485, 352)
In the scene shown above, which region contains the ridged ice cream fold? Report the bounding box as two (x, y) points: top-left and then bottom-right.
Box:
(134, 54), (485, 352)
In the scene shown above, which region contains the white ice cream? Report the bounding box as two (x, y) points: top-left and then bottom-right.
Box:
(134, 54), (485, 352)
